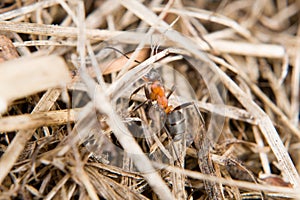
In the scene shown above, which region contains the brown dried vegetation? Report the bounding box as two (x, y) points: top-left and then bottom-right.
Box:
(0, 0), (299, 199)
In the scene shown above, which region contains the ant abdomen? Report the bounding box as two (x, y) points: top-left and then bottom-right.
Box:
(165, 110), (186, 142)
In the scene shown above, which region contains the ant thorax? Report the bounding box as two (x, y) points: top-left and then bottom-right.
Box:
(128, 67), (202, 137)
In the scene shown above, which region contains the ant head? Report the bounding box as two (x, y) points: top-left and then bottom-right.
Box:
(144, 69), (162, 83)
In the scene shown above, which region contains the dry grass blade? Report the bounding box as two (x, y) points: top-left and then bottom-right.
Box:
(291, 43), (300, 125)
(0, 0), (58, 21)
(153, 6), (253, 39)
(44, 174), (70, 200)
(0, 109), (78, 132)
(0, 21), (287, 58)
(0, 55), (70, 112)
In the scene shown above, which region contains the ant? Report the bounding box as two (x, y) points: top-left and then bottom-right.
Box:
(102, 46), (204, 160)
(129, 68), (205, 148)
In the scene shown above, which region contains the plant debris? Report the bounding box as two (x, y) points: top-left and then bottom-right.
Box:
(0, 1), (299, 199)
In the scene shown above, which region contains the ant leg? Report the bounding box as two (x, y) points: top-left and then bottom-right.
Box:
(129, 84), (145, 100)
(129, 84), (152, 113)
(143, 83), (151, 100)
(131, 99), (148, 113)
(173, 102), (205, 125)
(166, 85), (176, 99)
(163, 126), (182, 166)
(129, 84), (147, 113)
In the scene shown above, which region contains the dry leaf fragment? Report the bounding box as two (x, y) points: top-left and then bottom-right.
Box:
(259, 175), (292, 187)
(0, 35), (18, 62)
(102, 48), (149, 75)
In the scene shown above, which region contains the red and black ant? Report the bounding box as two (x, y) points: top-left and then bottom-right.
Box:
(129, 68), (205, 145)
(102, 46), (204, 160)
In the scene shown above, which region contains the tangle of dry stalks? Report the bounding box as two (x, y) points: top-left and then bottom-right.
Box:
(0, 0), (299, 199)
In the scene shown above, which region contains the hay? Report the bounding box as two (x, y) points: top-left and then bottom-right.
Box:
(0, 0), (299, 199)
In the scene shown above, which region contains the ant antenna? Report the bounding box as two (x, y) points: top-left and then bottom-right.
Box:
(103, 47), (141, 64)
(150, 34), (158, 57)
(150, 16), (181, 57)
(150, 33), (163, 57)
